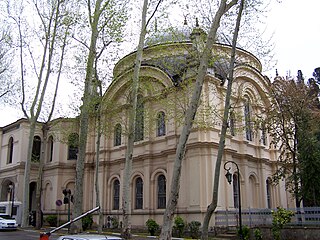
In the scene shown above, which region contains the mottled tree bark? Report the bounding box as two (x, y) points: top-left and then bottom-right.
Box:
(122, 1), (148, 238)
(20, 0), (67, 227)
(72, 0), (101, 231)
(95, 81), (103, 233)
(201, 0), (245, 239)
(159, 1), (238, 239)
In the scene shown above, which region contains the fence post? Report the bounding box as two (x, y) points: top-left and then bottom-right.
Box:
(249, 207), (252, 227)
(226, 208), (229, 229)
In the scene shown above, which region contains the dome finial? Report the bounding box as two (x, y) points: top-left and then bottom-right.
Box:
(195, 17), (199, 27)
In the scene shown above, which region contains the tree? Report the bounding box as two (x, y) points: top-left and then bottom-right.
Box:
(0, 29), (17, 102)
(5, 0), (75, 227)
(201, 0), (245, 238)
(120, 0), (148, 236)
(312, 67), (320, 83)
(72, 0), (128, 232)
(94, 79), (103, 233)
(159, 1), (238, 239)
(0, 4), (20, 107)
(121, 0), (163, 238)
(295, 70), (320, 207)
(266, 70), (320, 208)
(183, 0), (277, 74)
(297, 108), (320, 207)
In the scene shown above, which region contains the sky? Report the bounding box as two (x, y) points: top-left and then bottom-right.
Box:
(265, 0), (320, 78)
(0, 0), (319, 127)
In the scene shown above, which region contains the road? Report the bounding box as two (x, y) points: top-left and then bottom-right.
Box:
(0, 228), (193, 240)
(0, 229), (61, 240)
(0, 229), (159, 240)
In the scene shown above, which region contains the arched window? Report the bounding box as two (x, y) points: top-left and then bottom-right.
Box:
(7, 137), (14, 164)
(68, 133), (79, 160)
(135, 177), (143, 209)
(114, 124), (122, 146)
(29, 181), (37, 210)
(32, 136), (41, 162)
(113, 179), (120, 210)
(249, 175), (257, 208)
(48, 136), (54, 162)
(157, 111), (166, 137)
(229, 111), (235, 136)
(244, 99), (253, 141)
(266, 178), (272, 209)
(134, 95), (144, 142)
(233, 174), (239, 208)
(157, 174), (166, 209)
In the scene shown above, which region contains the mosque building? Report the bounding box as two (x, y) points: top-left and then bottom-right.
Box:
(0, 25), (293, 228)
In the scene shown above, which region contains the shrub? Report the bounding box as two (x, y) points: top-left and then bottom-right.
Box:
(239, 225), (250, 240)
(272, 207), (294, 240)
(254, 228), (263, 240)
(146, 219), (159, 236)
(173, 216), (185, 237)
(45, 215), (57, 227)
(82, 214), (93, 231)
(111, 217), (119, 229)
(188, 220), (201, 239)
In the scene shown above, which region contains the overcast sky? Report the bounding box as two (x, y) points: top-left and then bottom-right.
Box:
(0, 0), (319, 127)
(266, 0), (320, 79)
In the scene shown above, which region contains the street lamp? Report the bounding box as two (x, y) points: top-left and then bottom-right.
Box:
(8, 183), (15, 218)
(63, 188), (71, 233)
(224, 161), (242, 240)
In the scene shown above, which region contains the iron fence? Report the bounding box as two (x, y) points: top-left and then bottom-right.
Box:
(215, 207), (320, 227)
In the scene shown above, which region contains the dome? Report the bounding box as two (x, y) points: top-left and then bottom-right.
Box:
(144, 27), (191, 47)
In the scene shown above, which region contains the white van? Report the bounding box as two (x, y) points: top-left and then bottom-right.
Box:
(0, 201), (22, 226)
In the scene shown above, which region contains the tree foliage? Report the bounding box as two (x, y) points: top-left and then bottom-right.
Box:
(67, 0), (129, 115)
(4, 0), (77, 227)
(0, 28), (17, 103)
(159, 1), (238, 239)
(121, 0), (164, 238)
(201, 0), (245, 239)
(72, 0), (128, 233)
(178, 0), (280, 73)
(271, 207), (294, 240)
(266, 70), (320, 207)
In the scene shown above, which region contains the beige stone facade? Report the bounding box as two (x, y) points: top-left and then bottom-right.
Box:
(0, 35), (293, 228)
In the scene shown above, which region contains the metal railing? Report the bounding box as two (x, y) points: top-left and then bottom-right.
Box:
(215, 207), (320, 227)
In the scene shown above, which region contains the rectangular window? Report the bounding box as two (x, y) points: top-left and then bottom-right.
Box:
(261, 124), (267, 145)
(134, 95), (144, 142)
(244, 102), (253, 141)
(0, 207), (5, 213)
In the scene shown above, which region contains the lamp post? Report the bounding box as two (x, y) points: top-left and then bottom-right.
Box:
(224, 161), (242, 240)
(8, 184), (15, 218)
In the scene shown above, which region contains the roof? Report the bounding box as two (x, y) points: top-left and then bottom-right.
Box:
(144, 27), (191, 47)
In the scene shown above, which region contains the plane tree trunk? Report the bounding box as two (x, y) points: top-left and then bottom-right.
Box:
(72, 0), (100, 231)
(16, 0), (70, 227)
(122, 0), (147, 237)
(121, 1), (162, 238)
(159, 1), (238, 239)
(201, 0), (245, 238)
